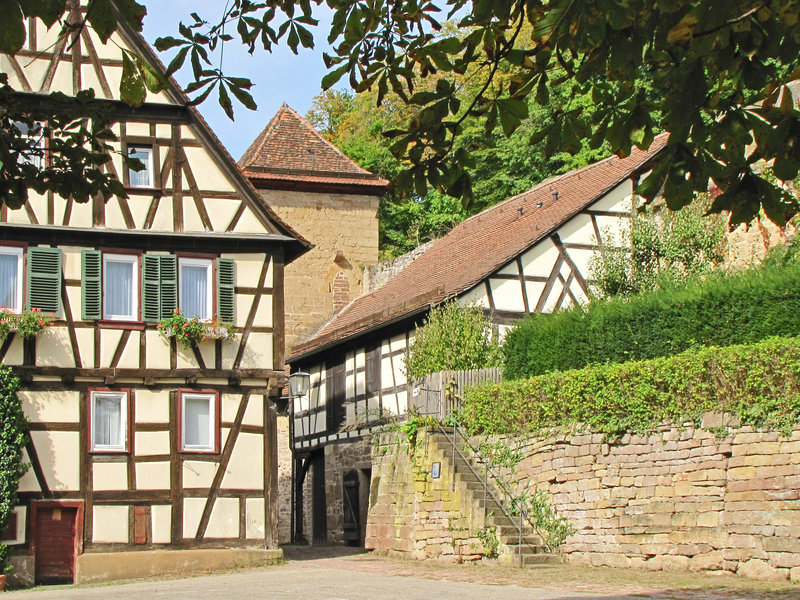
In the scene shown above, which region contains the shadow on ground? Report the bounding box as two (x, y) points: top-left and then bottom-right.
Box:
(281, 544), (367, 562)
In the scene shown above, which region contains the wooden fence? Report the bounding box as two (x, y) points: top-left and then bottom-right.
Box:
(410, 367), (503, 418)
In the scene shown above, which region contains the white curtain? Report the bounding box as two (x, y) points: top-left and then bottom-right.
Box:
(0, 254), (18, 310)
(94, 395), (122, 447)
(181, 265), (208, 319)
(105, 260), (133, 317)
(184, 396), (210, 447)
(128, 148), (152, 187)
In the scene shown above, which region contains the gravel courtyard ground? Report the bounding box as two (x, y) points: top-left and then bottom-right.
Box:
(7, 546), (799, 600)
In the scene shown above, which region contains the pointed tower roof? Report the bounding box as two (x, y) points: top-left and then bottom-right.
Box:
(239, 104), (390, 195)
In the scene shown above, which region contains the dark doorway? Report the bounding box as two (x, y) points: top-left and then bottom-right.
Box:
(342, 470), (360, 544)
(358, 467), (372, 544)
(33, 503), (81, 584)
(311, 449), (327, 545)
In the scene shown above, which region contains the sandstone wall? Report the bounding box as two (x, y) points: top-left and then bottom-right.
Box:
(367, 424), (800, 581)
(324, 440), (373, 544)
(367, 430), (492, 562)
(258, 188), (380, 353)
(277, 415), (292, 543)
(364, 240), (435, 294)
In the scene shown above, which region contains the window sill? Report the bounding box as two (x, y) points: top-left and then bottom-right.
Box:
(89, 448), (130, 455)
(97, 320), (145, 331)
(179, 449), (220, 456)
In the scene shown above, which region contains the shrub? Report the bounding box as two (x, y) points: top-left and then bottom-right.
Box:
(463, 336), (800, 437)
(0, 367), (29, 573)
(406, 300), (502, 380)
(504, 249), (800, 378)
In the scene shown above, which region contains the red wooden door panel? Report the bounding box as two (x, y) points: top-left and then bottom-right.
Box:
(35, 507), (78, 584)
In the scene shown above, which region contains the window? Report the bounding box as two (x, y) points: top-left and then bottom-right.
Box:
(0, 247), (23, 313)
(13, 122), (45, 168)
(127, 146), (154, 188)
(90, 391), (128, 452)
(180, 391), (218, 453)
(102, 254), (138, 321)
(179, 258), (212, 320)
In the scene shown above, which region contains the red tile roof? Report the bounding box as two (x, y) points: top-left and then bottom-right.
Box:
(239, 104), (389, 191)
(289, 135), (669, 360)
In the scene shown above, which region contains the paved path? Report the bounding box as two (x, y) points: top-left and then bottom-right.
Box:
(6, 547), (798, 600)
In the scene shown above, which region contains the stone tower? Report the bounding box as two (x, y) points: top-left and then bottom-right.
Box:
(239, 104), (389, 353)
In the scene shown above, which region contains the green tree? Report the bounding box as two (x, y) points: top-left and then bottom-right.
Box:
(590, 195), (727, 298)
(406, 300), (503, 379)
(5, 1), (800, 226)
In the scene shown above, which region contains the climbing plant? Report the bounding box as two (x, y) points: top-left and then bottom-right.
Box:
(0, 367), (29, 573)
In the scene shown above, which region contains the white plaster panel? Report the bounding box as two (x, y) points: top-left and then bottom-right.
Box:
(5, 206), (29, 224)
(182, 198), (206, 232)
(105, 197), (127, 230)
(151, 504), (172, 544)
(183, 147), (234, 191)
(27, 194), (47, 225)
(180, 126), (197, 141)
(32, 431), (79, 491)
(80, 64), (109, 100)
(20, 390), (79, 423)
(238, 332), (273, 369)
(74, 327), (94, 368)
(557, 213), (597, 245)
(129, 197), (152, 230)
(135, 461), (170, 490)
(520, 241), (560, 278)
(565, 248), (597, 282)
(221, 339), (237, 370)
(176, 345), (196, 370)
(61, 248), (82, 280)
(117, 331), (140, 368)
(234, 207), (268, 234)
(542, 279), (564, 314)
(145, 330), (170, 370)
(53, 196), (69, 228)
(69, 199), (93, 228)
(100, 329), (124, 368)
(183, 460), (218, 489)
(221, 394), (242, 423)
(242, 395), (263, 427)
(560, 261), (572, 280)
(252, 293), (274, 327)
(525, 281), (546, 309)
(489, 278), (526, 313)
(92, 462), (128, 491)
(198, 340), (215, 369)
(150, 197), (174, 231)
(135, 389), (169, 423)
(245, 498), (265, 539)
(205, 199), (241, 232)
(17, 449), (40, 493)
(458, 284), (491, 309)
(222, 433), (263, 490)
(92, 505), (129, 543)
(595, 214), (631, 243)
(571, 280), (590, 305)
(2, 336), (22, 366)
(590, 180), (634, 212)
(156, 124), (172, 138)
(36, 327), (75, 368)
(135, 431), (170, 456)
(126, 123), (150, 137)
(225, 254), (265, 288)
(182, 498), (205, 539)
(205, 497), (239, 539)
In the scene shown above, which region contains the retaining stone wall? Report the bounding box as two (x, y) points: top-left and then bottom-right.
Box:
(366, 423), (800, 581)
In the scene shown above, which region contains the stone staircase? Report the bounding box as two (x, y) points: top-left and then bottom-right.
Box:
(427, 430), (562, 566)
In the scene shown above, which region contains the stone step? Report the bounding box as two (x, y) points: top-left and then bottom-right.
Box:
(505, 552), (564, 566)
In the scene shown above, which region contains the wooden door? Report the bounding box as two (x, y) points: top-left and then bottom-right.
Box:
(342, 470), (360, 544)
(35, 506), (78, 584)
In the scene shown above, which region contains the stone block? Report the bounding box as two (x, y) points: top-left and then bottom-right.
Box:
(689, 551), (724, 572)
(737, 559), (789, 581)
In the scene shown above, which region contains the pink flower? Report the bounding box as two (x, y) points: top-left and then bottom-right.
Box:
(38, 320), (44, 325)
(183, 323), (188, 328)
(174, 309), (179, 315)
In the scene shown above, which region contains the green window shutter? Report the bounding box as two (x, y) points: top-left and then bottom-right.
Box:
(28, 247), (62, 316)
(81, 250), (101, 320)
(159, 254), (177, 320)
(216, 258), (235, 323)
(142, 254), (161, 322)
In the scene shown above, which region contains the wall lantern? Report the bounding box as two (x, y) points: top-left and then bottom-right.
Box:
(289, 371), (311, 398)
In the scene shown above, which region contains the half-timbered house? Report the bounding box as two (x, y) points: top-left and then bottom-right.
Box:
(286, 136), (667, 545)
(0, 2), (309, 586)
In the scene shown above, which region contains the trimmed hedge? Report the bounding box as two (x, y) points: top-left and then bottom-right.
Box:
(461, 336), (800, 436)
(504, 253), (800, 379)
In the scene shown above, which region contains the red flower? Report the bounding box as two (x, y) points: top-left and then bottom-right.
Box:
(38, 320), (44, 325)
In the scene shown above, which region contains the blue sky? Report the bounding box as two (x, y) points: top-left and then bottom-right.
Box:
(141, 1), (334, 160)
